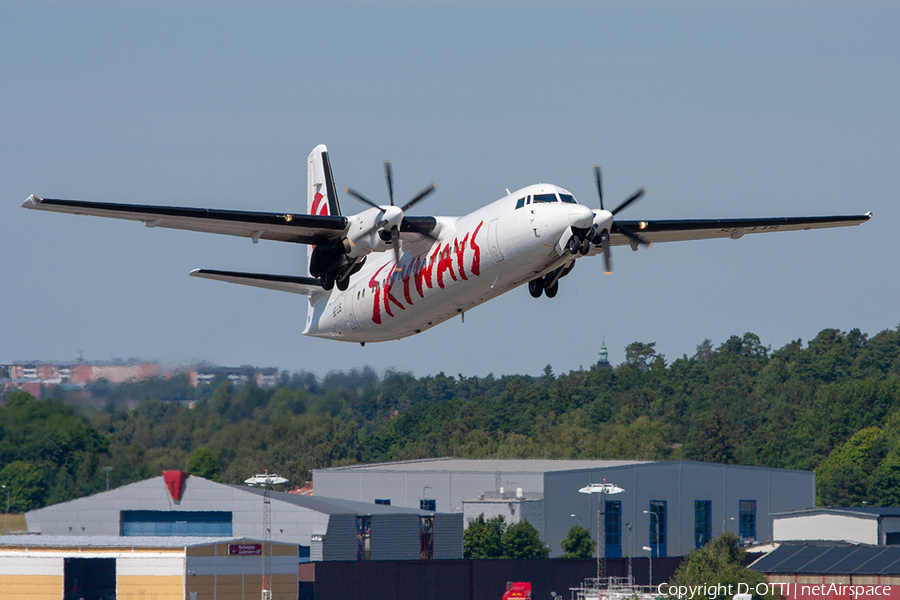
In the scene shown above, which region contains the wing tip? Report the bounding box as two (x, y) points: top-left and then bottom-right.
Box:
(22, 194), (44, 209)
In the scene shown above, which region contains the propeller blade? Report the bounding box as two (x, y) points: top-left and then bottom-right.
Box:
(617, 225), (652, 247)
(611, 188), (646, 216)
(391, 226), (401, 271)
(401, 184), (437, 212)
(384, 161), (394, 206)
(345, 187), (381, 210)
(601, 230), (612, 275)
(594, 165), (604, 211)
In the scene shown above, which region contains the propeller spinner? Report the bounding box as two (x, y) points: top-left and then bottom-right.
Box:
(345, 161), (437, 271)
(590, 165), (650, 274)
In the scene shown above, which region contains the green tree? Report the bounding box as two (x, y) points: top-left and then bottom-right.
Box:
(705, 410), (735, 464)
(559, 525), (594, 558)
(0, 461), (48, 512)
(186, 447), (220, 480)
(625, 342), (657, 372)
(667, 532), (777, 600)
(501, 520), (550, 559)
(464, 514), (506, 558)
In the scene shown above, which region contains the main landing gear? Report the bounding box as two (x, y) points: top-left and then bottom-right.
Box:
(528, 262), (573, 299)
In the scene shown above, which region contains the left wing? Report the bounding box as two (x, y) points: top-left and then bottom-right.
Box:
(22, 195), (348, 245)
(610, 213), (872, 246)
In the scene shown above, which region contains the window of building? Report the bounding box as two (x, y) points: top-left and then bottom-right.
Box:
(886, 532), (900, 545)
(420, 516), (434, 559)
(420, 499), (436, 511)
(649, 500), (667, 558)
(120, 510), (232, 537)
(695, 501), (712, 548)
(374, 499), (391, 505)
(356, 516), (371, 561)
(605, 500), (622, 558)
(739, 500), (756, 542)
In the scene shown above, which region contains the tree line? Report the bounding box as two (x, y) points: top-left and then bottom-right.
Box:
(2, 325), (900, 512)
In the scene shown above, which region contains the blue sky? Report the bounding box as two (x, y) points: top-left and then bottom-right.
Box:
(2, 1), (897, 378)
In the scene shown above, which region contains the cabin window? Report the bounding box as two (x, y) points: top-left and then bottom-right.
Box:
(515, 197), (526, 209)
(532, 193), (557, 203)
(560, 193), (577, 204)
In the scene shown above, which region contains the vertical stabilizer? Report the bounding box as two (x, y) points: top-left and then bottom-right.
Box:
(307, 144), (341, 217)
(307, 145), (341, 277)
(305, 145), (339, 329)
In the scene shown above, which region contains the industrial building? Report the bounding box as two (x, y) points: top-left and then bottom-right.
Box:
(0, 535), (298, 600)
(773, 508), (900, 546)
(314, 458), (816, 557)
(24, 471), (463, 562)
(752, 543), (900, 586)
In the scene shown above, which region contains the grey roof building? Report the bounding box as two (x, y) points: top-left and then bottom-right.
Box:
(773, 507), (900, 546)
(314, 458), (816, 558)
(25, 472), (462, 562)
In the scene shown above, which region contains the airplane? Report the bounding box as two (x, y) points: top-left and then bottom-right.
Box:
(23, 144), (871, 346)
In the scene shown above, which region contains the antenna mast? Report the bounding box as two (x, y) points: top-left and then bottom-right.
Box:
(245, 471), (288, 600)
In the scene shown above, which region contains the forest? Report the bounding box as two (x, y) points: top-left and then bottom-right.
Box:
(2, 325), (900, 513)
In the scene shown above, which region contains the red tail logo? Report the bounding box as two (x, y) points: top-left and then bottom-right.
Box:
(311, 192), (329, 216)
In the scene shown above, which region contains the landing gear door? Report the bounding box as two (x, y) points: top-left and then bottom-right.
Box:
(488, 218), (505, 263)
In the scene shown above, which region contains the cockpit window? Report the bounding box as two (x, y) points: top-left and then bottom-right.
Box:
(515, 197), (526, 209)
(559, 194), (577, 204)
(532, 193), (557, 203)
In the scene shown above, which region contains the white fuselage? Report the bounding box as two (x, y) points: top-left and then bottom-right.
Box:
(305, 183), (595, 342)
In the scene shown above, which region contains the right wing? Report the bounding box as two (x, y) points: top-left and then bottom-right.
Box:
(611, 213), (872, 246)
(189, 269), (324, 296)
(22, 195), (349, 245)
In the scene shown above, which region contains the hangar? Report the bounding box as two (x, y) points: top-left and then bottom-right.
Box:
(314, 458), (816, 557)
(24, 471), (463, 562)
(0, 535), (298, 600)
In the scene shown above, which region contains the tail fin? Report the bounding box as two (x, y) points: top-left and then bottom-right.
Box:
(307, 144), (341, 218)
(306, 145), (342, 276)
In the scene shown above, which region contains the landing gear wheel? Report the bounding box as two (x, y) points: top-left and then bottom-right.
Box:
(336, 277), (349, 291)
(528, 278), (544, 298)
(321, 274), (335, 291)
(567, 235), (580, 255)
(580, 238), (591, 255)
(544, 280), (559, 298)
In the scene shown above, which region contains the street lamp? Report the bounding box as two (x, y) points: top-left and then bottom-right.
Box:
(579, 480), (624, 589)
(642, 546), (653, 588)
(722, 516), (735, 535)
(103, 466), (113, 492)
(2, 485), (9, 535)
(625, 523), (634, 587)
(643, 509), (660, 585)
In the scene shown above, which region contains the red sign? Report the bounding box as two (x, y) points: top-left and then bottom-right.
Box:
(162, 470), (189, 501)
(228, 544), (262, 556)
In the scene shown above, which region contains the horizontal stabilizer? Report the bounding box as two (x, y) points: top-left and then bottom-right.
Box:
(189, 269), (324, 296)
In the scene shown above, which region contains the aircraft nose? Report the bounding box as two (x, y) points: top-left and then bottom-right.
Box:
(568, 205), (595, 229)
